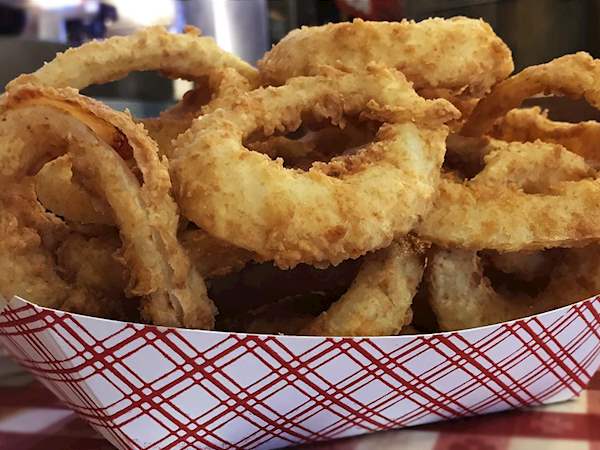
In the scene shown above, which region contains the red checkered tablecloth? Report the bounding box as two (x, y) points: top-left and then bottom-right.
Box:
(0, 356), (598, 450)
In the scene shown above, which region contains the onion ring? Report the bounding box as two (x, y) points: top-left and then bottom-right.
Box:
(427, 248), (536, 330)
(0, 188), (87, 313)
(0, 84), (216, 329)
(56, 233), (128, 300)
(491, 106), (600, 168)
(180, 229), (254, 278)
(35, 155), (113, 225)
(427, 245), (600, 331)
(29, 29), (257, 224)
(419, 87), (480, 131)
(467, 140), (594, 191)
(55, 232), (140, 322)
(20, 27), (257, 216)
(442, 132), (592, 187)
(461, 52), (600, 136)
(171, 65), (459, 267)
(54, 224), (252, 282)
(142, 67), (254, 157)
(301, 240), (424, 336)
(8, 26), (258, 91)
(418, 138), (600, 251)
(59, 225), (253, 285)
(258, 17), (514, 97)
(426, 105), (600, 328)
(34, 113), (371, 225)
(35, 117), (372, 282)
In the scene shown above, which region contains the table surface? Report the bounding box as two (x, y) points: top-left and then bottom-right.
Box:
(0, 356), (598, 450)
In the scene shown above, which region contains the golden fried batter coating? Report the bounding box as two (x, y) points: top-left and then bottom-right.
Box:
(259, 17), (513, 97)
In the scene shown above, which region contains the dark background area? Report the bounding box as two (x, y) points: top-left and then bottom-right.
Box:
(2, 0), (599, 71)
(0, 0), (598, 120)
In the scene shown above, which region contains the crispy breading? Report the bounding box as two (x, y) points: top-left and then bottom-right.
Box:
(259, 17), (513, 97)
(462, 52), (600, 136)
(419, 140), (600, 251)
(428, 245), (600, 331)
(8, 26), (258, 90)
(491, 106), (600, 168)
(1, 84), (216, 329)
(171, 65), (458, 267)
(302, 240), (424, 336)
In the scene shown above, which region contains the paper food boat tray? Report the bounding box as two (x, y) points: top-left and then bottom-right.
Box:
(1, 295), (599, 450)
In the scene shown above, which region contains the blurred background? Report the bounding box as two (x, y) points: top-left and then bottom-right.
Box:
(0, 0), (599, 114)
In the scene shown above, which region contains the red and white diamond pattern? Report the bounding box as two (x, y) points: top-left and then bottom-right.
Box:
(0, 296), (599, 450)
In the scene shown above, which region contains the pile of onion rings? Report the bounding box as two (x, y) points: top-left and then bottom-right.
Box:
(2, 19), (598, 336)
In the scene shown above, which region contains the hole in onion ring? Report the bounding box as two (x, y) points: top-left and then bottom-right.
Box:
(442, 134), (488, 180)
(242, 117), (382, 171)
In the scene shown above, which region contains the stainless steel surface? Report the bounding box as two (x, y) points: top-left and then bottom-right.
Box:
(180, 0), (268, 64)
